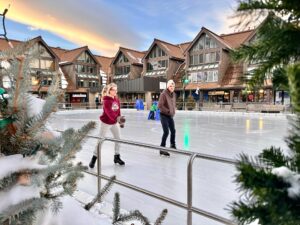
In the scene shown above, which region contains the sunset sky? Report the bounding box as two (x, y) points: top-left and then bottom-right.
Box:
(0, 0), (243, 57)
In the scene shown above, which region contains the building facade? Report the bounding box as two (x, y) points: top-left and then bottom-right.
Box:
(0, 36), (60, 98)
(175, 27), (275, 104)
(51, 46), (101, 106)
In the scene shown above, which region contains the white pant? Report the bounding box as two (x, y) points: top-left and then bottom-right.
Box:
(93, 121), (121, 156)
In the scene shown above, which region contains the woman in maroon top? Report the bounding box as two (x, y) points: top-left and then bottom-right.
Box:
(89, 83), (125, 168)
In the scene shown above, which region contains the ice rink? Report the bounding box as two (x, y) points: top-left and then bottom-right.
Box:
(50, 109), (290, 225)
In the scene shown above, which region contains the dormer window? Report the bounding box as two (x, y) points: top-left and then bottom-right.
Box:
(28, 43), (55, 71)
(149, 45), (166, 59)
(191, 34), (218, 52)
(117, 54), (129, 63)
(77, 52), (95, 64)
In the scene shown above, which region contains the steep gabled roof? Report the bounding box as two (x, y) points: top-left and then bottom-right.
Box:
(58, 46), (87, 62)
(111, 47), (145, 65)
(184, 27), (256, 54)
(95, 55), (113, 74)
(0, 38), (22, 50)
(0, 36), (59, 60)
(177, 41), (192, 54)
(143, 38), (185, 60)
(51, 46), (100, 65)
(220, 30), (255, 48)
(185, 27), (233, 54)
(51, 47), (68, 59)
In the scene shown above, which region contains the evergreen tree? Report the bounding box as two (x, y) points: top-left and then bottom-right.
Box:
(0, 40), (95, 225)
(230, 1), (300, 224)
(230, 0), (300, 90)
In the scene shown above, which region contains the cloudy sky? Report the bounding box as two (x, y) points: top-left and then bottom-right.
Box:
(0, 0), (241, 57)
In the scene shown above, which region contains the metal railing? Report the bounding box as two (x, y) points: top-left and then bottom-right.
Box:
(57, 102), (143, 110)
(80, 134), (237, 225)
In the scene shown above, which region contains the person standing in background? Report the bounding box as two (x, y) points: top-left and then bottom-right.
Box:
(158, 80), (176, 156)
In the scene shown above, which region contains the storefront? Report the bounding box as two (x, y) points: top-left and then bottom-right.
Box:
(68, 93), (88, 103)
(207, 90), (230, 103)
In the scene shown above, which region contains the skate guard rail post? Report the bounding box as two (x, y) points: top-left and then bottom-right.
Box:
(82, 135), (237, 225)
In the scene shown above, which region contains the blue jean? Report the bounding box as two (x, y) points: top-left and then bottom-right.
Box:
(160, 114), (176, 147)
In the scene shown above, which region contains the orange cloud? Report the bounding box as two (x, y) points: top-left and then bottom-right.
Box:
(0, 1), (132, 56)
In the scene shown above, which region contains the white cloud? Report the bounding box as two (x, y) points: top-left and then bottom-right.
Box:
(27, 26), (40, 31)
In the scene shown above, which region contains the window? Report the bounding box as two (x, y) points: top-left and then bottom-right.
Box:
(199, 54), (204, 63)
(77, 53), (85, 63)
(189, 55), (194, 65)
(116, 65), (130, 75)
(81, 65), (85, 73)
(77, 80), (84, 87)
(205, 53), (210, 63)
(192, 34), (218, 52)
(47, 78), (52, 85)
(194, 55), (199, 65)
(216, 52), (220, 62)
(158, 60), (168, 68)
(149, 45), (165, 58)
(30, 59), (40, 68)
(40, 60), (54, 70)
(117, 54), (129, 63)
(147, 63), (153, 71)
(213, 70), (218, 81)
(39, 45), (51, 57)
(86, 54), (93, 63)
(210, 53), (216, 63)
(88, 66), (95, 74)
(189, 70), (218, 83)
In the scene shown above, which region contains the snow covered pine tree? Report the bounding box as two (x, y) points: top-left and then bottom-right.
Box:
(0, 39), (96, 225)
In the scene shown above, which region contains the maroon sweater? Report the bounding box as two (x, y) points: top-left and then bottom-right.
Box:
(100, 96), (121, 124)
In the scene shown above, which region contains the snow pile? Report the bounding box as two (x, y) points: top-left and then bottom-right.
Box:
(36, 196), (112, 225)
(272, 166), (300, 198)
(0, 186), (41, 212)
(0, 154), (46, 179)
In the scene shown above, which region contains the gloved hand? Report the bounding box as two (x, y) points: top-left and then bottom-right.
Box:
(117, 116), (126, 128)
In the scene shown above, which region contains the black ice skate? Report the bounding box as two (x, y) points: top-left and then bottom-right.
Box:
(89, 155), (97, 169)
(160, 150), (170, 157)
(114, 154), (125, 165)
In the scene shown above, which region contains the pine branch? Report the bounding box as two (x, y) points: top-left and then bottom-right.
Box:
(0, 198), (47, 224)
(118, 210), (150, 225)
(154, 209), (168, 225)
(112, 192), (120, 224)
(84, 175), (116, 210)
(112, 192), (161, 225)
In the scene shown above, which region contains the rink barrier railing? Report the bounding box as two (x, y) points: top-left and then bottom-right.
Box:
(57, 102), (143, 110)
(57, 102), (293, 113)
(81, 134), (238, 225)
